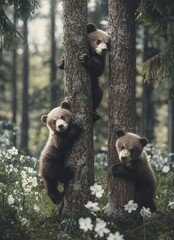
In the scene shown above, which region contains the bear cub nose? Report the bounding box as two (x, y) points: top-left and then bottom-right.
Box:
(102, 48), (108, 54)
(58, 124), (64, 129)
(121, 156), (127, 162)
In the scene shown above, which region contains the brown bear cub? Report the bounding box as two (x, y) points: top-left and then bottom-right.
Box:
(58, 23), (110, 117)
(111, 129), (156, 212)
(39, 100), (83, 204)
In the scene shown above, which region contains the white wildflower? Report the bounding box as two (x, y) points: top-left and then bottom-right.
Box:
(20, 218), (28, 226)
(7, 194), (15, 205)
(140, 207), (152, 218)
(10, 147), (18, 156)
(5, 151), (12, 159)
(84, 201), (100, 212)
(124, 200), (138, 213)
(168, 201), (174, 209)
(90, 183), (104, 198)
(79, 217), (93, 232)
(34, 204), (40, 212)
(107, 231), (124, 240)
(20, 155), (26, 162)
(162, 165), (170, 173)
(94, 219), (110, 238)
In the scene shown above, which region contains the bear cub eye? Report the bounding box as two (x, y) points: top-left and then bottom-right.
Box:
(96, 39), (102, 45)
(60, 116), (65, 121)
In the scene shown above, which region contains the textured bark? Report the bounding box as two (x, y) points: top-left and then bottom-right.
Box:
(105, 0), (136, 220)
(62, 0), (94, 218)
(21, 19), (29, 151)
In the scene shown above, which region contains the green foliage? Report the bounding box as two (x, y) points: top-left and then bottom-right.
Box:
(0, 7), (20, 49)
(139, 43), (174, 83)
(137, 0), (174, 32)
(137, 0), (174, 84)
(0, 121), (55, 239)
(0, 0), (39, 49)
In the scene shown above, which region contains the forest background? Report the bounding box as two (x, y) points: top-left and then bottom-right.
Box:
(1, 0), (173, 154)
(0, 0), (174, 240)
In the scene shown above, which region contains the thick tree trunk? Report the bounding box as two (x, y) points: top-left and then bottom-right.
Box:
(21, 19), (29, 151)
(62, 0), (94, 218)
(50, 0), (57, 108)
(105, 0), (136, 221)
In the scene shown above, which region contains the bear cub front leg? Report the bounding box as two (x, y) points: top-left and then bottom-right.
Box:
(111, 164), (135, 180)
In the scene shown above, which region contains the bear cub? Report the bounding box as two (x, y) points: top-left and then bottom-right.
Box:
(39, 100), (83, 204)
(58, 23), (110, 116)
(111, 129), (156, 212)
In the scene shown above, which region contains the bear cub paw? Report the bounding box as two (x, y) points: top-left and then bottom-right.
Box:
(58, 56), (64, 70)
(110, 164), (120, 176)
(79, 53), (89, 65)
(49, 191), (65, 205)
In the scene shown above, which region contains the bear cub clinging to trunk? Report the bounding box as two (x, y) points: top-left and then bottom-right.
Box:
(111, 129), (156, 212)
(39, 100), (83, 204)
(58, 23), (110, 118)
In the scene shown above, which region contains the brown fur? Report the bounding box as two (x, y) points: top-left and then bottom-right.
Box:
(111, 129), (157, 212)
(58, 23), (110, 118)
(39, 100), (83, 204)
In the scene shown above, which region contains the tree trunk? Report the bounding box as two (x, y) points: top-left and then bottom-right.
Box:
(12, 6), (17, 145)
(168, 78), (174, 161)
(21, 19), (29, 151)
(141, 28), (154, 142)
(50, 0), (57, 108)
(62, 0), (94, 218)
(105, 0), (136, 221)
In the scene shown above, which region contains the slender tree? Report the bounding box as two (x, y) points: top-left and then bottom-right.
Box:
(105, 0), (137, 221)
(141, 28), (155, 142)
(21, 19), (29, 151)
(168, 78), (174, 161)
(50, 0), (57, 108)
(62, 0), (94, 218)
(12, 6), (17, 145)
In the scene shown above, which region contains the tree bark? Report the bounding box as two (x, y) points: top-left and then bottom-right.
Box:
(62, 0), (94, 218)
(50, 0), (57, 108)
(105, 0), (136, 221)
(21, 19), (29, 151)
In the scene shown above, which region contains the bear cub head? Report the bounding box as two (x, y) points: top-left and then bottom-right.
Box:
(87, 23), (110, 56)
(41, 100), (73, 133)
(116, 129), (149, 165)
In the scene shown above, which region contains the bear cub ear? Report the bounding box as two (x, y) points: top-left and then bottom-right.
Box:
(61, 100), (71, 110)
(41, 115), (48, 124)
(116, 129), (126, 138)
(140, 137), (149, 147)
(87, 23), (97, 33)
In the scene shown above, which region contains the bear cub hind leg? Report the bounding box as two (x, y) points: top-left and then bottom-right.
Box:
(44, 178), (64, 204)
